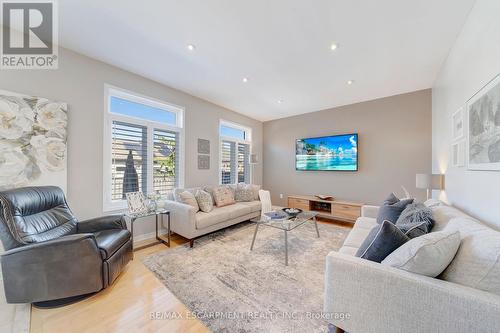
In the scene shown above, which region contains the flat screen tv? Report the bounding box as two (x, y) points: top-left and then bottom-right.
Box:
(296, 133), (358, 171)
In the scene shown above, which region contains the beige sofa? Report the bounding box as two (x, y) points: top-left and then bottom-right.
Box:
(163, 187), (261, 247)
(324, 201), (500, 333)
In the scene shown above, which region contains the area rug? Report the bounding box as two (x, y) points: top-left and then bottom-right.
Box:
(142, 221), (350, 333)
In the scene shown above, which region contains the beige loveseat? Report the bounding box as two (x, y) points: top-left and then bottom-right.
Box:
(163, 187), (261, 247)
(324, 201), (500, 333)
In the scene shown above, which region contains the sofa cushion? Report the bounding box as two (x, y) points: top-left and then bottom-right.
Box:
(353, 216), (378, 230)
(339, 245), (358, 256)
(195, 203), (253, 229)
(94, 229), (131, 259)
(239, 200), (261, 213)
(382, 230), (461, 277)
(356, 220), (410, 262)
(396, 203), (434, 238)
(217, 203), (252, 219)
(195, 208), (232, 229)
(376, 193), (414, 224)
(342, 225), (373, 248)
(440, 217), (500, 296)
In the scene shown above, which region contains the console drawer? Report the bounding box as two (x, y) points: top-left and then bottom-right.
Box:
(288, 198), (310, 211)
(332, 203), (361, 221)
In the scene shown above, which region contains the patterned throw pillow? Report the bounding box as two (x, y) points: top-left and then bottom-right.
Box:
(396, 203), (435, 238)
(195, 190), (213, 213)
(179, 191), (199, 212)
(203, 186), (217, 205)
(235, 183), (254, 202)
(212, 186), (235, 207)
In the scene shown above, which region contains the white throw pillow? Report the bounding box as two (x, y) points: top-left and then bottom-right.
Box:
(382, 230), (461, 277)
(439, 217), (500, 295)
(179, 191), (199, 212)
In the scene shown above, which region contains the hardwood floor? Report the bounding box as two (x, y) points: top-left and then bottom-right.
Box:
(30, 235), (209, 333)
(30, 219), (350, 333)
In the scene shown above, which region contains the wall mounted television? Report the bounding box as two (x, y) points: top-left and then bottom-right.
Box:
(296, 133), (358, 171)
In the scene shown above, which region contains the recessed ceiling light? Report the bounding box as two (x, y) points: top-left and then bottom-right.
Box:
(242, 77), (249, 83)
(187, 44), (196, 51)
(347, 80), (354, 85)
(277, 99), (283, 104)
(330, 43), (338, 51)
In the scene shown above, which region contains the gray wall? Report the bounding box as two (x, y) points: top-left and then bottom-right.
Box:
(432, 0), (500, 228)
(0, 47), (263, 239)
(263, 89), (432, 206)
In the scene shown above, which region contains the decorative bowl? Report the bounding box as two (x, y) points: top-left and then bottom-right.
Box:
(282, 207), (303, 218)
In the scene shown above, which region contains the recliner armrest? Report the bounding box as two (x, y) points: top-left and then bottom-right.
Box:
(77, 214), (127, 233)
(1, 234), (104, 303)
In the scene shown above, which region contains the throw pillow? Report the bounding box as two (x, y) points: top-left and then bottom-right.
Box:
(396, 203), (435, 238)
(355, 220), (410, 263)
(235, 183), (254, 202)
(203, 186), (217, 205)
(376, 193), (414, 224)
(382, 230), (461, 277)
(212, 186), (236, 207)
(179, 191), (199, 212)
(440, 217), (500, 296)
(250, 184), (261, 201)
(195, 190), (213, 213)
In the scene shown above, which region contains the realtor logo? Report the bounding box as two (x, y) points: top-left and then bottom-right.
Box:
(1, 0), (58, 69)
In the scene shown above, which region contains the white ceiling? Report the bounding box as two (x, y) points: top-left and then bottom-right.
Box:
(59, 0), (475, 121)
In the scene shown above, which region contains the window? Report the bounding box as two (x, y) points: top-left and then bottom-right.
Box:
(104, 86), (184, 211)
(219, 120), (251, 184)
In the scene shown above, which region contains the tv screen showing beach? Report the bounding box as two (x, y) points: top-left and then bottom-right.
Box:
(296, 134), (358, 171)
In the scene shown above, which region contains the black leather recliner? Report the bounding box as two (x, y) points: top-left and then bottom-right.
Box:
(0, 186), (133, 304)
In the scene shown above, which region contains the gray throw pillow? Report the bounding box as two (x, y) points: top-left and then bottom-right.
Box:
(376, 193), (414, 224)
(355, 220), (410, 263)
(396, 203), (435, 238)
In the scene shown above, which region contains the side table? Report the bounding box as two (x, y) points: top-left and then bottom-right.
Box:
(126, 209), (170, 251)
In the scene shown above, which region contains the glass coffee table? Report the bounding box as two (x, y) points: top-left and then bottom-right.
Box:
(250, 210), (319, 266)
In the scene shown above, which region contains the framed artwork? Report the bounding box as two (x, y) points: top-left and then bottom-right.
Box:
(467, 73), (500, 171)
(452, 107), (464, 141)
(452, 140), (465, 168)
(126, 191), (148, 214)
(197, 138), (210, 154)
(198, 155), (210, 169)
(0, 90), (68, 191)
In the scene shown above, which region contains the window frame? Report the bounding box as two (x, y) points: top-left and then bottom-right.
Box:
(103, 85), (185, 212)
(218, 120), (252, 185)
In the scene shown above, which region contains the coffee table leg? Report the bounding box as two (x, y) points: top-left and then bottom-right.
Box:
(284, 230), (288, 266)
(250, 222), (259, 250)
(314, 216), (320, 238)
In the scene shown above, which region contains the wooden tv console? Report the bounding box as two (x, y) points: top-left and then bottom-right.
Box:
(287, 195), (363, 223)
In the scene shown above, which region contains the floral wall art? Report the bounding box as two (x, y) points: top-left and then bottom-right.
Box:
(0, 90), (67, 191)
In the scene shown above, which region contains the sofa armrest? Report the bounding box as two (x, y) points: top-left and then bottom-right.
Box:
(1, 234), (103, 303)
(163, 200), (197, 239)
(77, 214), (127, 233)
(324, 252), (500, 333)
(361, 205), (379, 218)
